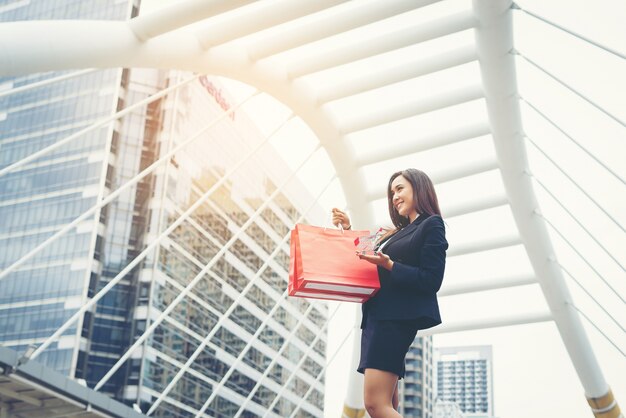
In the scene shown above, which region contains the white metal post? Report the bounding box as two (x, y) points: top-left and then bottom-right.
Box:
(473, 1), (620, 416)
(341, 304), (366, 418)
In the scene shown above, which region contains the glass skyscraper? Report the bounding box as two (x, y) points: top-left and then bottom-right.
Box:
(0, 2), (328, 417)
(0, 0), (140, 378)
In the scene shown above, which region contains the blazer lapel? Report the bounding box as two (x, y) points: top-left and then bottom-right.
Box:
(381, 214), (430, 247)
(388, 222), (417, 243)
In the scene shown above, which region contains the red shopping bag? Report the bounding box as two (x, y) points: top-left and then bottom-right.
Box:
(289, 224), (380, 303)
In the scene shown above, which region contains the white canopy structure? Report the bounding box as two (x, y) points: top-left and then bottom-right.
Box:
(0, 0), (623, 417)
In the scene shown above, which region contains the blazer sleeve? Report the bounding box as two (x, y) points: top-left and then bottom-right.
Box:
(389, 216), (448, 293)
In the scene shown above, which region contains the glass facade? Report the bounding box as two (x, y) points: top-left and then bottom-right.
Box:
(82, 67), (160, 395)
(123, 71), (327, 417)
(0, 0), (138, 377)
(400, 335), (435, 418)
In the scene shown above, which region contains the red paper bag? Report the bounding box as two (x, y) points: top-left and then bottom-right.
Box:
(288, 224), (380, 303)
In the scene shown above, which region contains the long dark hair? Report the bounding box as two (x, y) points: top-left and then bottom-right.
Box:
(386, 168), (442, 232)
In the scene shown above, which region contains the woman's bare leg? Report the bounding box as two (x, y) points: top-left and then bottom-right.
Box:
(363, 369), (402, 418)
(392, 380), (399, 411)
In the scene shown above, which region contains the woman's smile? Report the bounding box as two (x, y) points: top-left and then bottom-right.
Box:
(390, 175), (417, 221)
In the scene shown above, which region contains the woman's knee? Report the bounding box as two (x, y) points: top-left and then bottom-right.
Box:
(364, 395), (382, 416)
(364, 392), (389, 415)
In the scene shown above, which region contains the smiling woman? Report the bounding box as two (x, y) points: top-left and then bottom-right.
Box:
(333, 168), (448, 418)
(0, 0), (621, 416)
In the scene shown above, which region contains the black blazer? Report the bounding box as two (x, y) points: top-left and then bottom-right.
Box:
(361, 213), (448, 330)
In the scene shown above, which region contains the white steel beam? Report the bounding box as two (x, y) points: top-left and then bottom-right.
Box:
(343, 308), (365, 417)
(0, 75), (198, 179)
(427, 157), (500, 184)
(195, 0), (349, 49)
(337, 84), (484, 134)
(0, 20), (149, 74)
(316, 44), (478, 104)
(442, 193), (509, 219)
(0, 68), (96, 98)
(447, 234), (523, 257)
(438, 273), (537, 297)
(287, 10), (476, 78)
(420, 311), (553, 335)
(473, 0), (613, 404)
(248, 0), (442, 60)
(356, 120), (490, 166)
(368, 184), (508, 223)
(365, 156), (499, 201)
(128, 0), (254, 41)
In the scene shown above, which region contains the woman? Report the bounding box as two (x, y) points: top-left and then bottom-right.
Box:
(332, 168), (448, 418)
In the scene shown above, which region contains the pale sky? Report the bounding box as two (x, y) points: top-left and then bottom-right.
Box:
(139, 1), (626, 417)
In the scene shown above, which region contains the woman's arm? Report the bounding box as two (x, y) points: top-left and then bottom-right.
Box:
(388, 216), (448, 293)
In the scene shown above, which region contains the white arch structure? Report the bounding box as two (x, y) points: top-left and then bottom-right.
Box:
(0, 0), (623, 417)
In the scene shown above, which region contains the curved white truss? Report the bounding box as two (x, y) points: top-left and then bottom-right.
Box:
(472, 0), (607, 395)
(0, 0), (480, 228)
(0, 0), (623, 416)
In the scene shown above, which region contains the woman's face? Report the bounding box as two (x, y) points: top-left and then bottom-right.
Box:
(390, 175), (418, 222)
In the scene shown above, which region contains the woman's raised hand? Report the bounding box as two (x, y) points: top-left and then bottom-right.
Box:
(331, 208), (351, 230)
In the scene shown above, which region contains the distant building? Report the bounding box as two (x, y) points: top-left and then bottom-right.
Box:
(399, 335), (435, 417)
(435, 346), (494, 418)
(434, 399), (465, 418)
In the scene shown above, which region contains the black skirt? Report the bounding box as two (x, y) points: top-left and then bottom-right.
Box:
(357, 315), (419, 379)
